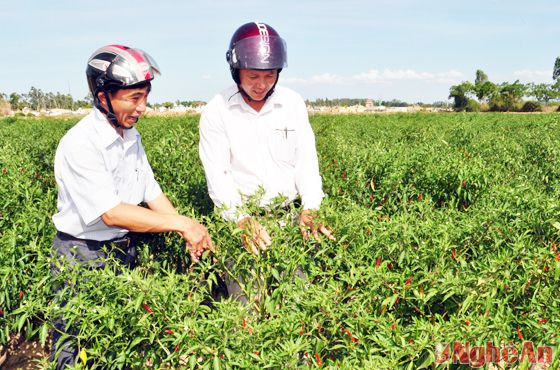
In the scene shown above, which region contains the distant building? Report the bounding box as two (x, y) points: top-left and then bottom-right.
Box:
(365, 99), (374, 109)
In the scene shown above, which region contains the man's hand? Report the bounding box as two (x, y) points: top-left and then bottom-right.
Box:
(179, 217), (214, 263)
(299, 209), (335, 242)
(237, 216), (272, 255)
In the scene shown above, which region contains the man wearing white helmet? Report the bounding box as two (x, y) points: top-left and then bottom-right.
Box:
(50, 44), (213, 368)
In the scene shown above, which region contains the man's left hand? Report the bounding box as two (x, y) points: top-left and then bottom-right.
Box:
(299, 209), (335, 242)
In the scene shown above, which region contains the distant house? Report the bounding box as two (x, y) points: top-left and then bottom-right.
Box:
(365, 99), (374, 109)
(387, 107), (408, 113)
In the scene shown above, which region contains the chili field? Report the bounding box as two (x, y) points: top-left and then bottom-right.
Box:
(1, 113), (559, 368)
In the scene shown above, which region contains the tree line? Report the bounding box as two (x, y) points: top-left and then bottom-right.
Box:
(449, 61), (560, 112)
(0, 87), (209, 114)
(0, 87), (92, 111)
(305, 98), (412, 107)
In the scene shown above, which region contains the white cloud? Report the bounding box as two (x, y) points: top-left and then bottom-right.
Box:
(283, 69), (465, 86)
(512, 69), (552, 82)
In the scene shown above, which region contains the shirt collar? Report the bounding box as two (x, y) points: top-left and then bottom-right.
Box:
(226, 86), (284, 114)
(92, 107), (140, 148)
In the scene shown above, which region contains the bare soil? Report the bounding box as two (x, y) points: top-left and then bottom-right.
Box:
(0, 334), (49, 370)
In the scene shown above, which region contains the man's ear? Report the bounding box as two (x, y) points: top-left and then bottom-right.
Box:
(97, 91), (107, 106)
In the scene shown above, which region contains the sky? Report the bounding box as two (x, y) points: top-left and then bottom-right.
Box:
(1, 0), (559, 104)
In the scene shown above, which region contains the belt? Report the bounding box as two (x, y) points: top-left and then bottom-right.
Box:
(56, 231), (134, 251)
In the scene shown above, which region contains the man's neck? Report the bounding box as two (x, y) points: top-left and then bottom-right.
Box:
(242, 95), (266, 112)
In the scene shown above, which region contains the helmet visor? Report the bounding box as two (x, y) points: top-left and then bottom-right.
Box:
(231, 35), (287, 70)
(106, 49), (161, 87)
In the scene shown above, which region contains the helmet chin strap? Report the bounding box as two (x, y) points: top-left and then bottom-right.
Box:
(95, 91), (133, 130)
(237, 73), (280, 103)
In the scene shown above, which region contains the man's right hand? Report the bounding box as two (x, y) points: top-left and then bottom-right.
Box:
(237, 216), (272, 255)
(179, 217), (214, 263)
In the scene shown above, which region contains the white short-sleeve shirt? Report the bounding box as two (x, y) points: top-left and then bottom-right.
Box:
(52, 108), (162, 240)
(199, 85), (324, 221)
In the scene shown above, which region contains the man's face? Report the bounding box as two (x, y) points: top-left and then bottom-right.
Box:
(239, 69), (278, 101)
(99, 86), (150, 128)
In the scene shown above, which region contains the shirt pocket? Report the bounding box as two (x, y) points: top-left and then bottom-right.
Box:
(130, 165), (146, 204)
(120, 157), (146, 205)
(267, 124), (297, 164)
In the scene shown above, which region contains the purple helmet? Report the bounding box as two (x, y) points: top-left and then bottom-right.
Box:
(226, 22), (287, 83)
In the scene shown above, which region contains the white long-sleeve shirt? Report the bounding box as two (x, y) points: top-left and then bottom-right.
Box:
(52, 108), (162, 240)
(199, 85), (324, 221)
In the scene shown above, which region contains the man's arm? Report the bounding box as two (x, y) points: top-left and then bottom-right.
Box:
(199, 105), (246, 222)
(101, 200), (213, 262)
(146, 192), (178, 215)
(293, 98), (324, 210)
(291, 97), (334, 242)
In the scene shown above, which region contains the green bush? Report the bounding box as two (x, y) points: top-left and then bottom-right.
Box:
(465, 99), (481, 112)
(521, 101), (543, 112)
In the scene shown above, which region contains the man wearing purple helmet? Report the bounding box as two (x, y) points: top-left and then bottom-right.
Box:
(50, 44), (213, 368)
(199, 22), (335, 257)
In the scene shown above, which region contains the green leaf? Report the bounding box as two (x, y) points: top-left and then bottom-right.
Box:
(39, 323), (49, 347)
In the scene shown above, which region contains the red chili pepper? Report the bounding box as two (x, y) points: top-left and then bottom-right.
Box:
(375, 257), (380, 268)
(517, 326), (523, 340)
(143, 303), (154, 315)
(555, 253), (560, 261)
(420, 285), (424, 296)
(342, 171), (347, 180)
(19, 290), (23, 300)
(174, 345), (179, 352)
(538, 319), (548, 324)
(351, 335), (358, 343)
(0, 308), (3, 315)
(165, 329), (174, 335)
(418, 193), (422, 201)
(242, 318), (246, 330)
(345, 328), (352, 338)
(552, 243), (557, 252)
(315, 353), (322, 366)
(299, 324), (304, 335)
(220, 354), (225, 360)
(405, 277), (412, 288)
(465, 320), (470, 326)
(391, 323), (396, 330)
(452, 249), (457, 260)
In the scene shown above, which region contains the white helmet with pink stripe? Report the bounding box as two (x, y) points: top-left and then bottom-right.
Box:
(86, 44), (160, 96)
(86, 44), (160, 127)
